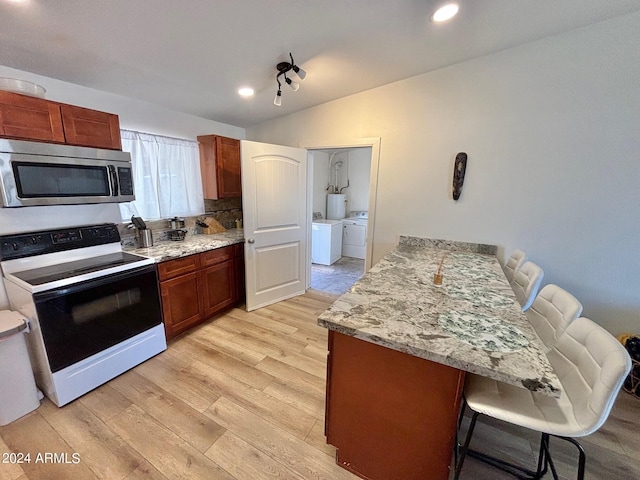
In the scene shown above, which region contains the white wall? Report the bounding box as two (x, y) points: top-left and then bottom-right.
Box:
(0, 65), (245, 309)
(247, 13), (640, 334)
(343, 148), (371, 213)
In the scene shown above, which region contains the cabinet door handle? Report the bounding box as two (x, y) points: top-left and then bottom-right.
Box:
(247, 238), (255, 244)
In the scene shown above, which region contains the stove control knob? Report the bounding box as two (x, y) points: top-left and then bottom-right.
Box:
(30, 236), (38, 245)
(11, 242), (19, 251)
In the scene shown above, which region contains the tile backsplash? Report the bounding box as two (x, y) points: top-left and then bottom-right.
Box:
(119, 197), (242, 246)
(204, 197), (242, 228)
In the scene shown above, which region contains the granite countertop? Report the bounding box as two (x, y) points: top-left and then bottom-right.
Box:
(123, 228), (244, 262)
(317, 237), (562, 397)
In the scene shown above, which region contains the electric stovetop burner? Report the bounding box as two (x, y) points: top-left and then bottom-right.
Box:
(11, 252), (148, 286)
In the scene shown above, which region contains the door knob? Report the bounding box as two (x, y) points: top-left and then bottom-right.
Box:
(247, 238), (255, 244)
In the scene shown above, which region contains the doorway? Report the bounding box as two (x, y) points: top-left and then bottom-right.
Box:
(306, 139), (379, 296)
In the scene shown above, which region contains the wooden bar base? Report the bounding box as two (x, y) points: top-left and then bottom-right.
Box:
(325, 331), (465, 480)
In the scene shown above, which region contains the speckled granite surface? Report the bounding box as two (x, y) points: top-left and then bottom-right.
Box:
(399, 235), (497, 255)
(317, 240), (562, 397)
(123, 229), (244, 262)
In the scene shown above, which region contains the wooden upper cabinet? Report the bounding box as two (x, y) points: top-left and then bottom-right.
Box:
(198, 135), (219, 199)
(60, 104), (122, 150)
(0, 90), (122, 150)
(215, 136), (241, 197)
(0, 91), (65, 143)
(197, 134), (241, 199)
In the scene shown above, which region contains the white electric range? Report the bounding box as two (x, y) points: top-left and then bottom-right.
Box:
(0, 223), (166, 406)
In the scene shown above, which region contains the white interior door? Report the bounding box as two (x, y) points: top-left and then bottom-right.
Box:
(241, 140), (308, 311)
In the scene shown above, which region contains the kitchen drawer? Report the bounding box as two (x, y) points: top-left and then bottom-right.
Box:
(200, 245), (234, 267)
(158, 254), (201, 281)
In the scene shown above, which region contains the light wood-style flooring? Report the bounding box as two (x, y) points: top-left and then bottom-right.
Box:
(1, 290), (638, 480)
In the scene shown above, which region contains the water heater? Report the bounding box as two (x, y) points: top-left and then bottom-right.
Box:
(327, 194), (346, 220)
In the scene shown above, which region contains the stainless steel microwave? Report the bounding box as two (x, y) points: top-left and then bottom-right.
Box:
(0, 139), (134, 207)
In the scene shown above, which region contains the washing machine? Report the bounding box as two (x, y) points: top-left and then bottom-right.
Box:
(342, 211), (368, 259)
(312, 219), (343, 265)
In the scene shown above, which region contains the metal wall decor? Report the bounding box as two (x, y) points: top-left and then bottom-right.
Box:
(452, 152), (467, 200)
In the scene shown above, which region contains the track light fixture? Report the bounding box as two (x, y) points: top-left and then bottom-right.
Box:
(274, 52), (306, 106)
(285, 76), (299, 91)
(273, 80), (282, 106)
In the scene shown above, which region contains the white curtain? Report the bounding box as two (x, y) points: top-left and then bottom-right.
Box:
(118, 130), (204, 221)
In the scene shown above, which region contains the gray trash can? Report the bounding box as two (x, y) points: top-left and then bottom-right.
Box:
(0, 310), (40, 426)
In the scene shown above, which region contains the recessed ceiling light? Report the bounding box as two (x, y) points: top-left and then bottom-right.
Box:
(238, 87), (254, 97)
(431, 3), (459, 23)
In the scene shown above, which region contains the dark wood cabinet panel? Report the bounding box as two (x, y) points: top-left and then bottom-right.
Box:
(160, 271), (203, 339)
(197, 134), (241, 199)
(0, 91), (65, 143)
(234, 243), (245, 303)
(60, 104), (122, 150)
(325, 330), (465, 480)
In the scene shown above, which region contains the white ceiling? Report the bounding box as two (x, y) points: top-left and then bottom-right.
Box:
(1, 0), (639, 129)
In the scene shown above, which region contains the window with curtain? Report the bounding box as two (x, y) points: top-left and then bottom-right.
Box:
(118, 130), (204, 221)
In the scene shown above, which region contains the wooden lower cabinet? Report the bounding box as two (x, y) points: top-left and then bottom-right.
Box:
(159, 245), (245, 340)
(201, 260), (236, 319)
(325, 330), (465, 480)
(160, 271), (203, 339)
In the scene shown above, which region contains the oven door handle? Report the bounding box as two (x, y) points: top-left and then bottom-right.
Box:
(32, 264), (158, 303)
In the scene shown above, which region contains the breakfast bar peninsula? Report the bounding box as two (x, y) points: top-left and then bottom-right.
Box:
(317, 237), (561, 480)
